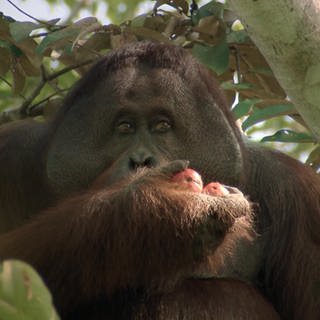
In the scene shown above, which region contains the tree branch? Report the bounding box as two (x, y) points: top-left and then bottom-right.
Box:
(0, 58), (96, 124)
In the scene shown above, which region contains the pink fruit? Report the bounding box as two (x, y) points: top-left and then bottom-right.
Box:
(203, 182), (229, 196)
(171, 169), (203, 193)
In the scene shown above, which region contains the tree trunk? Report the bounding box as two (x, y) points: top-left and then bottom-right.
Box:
(229, 0), (320, 141)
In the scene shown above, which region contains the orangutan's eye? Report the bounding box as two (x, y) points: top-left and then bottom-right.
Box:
(116, 121), (135, 134)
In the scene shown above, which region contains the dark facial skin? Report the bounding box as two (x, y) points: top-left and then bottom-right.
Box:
(46, 66), (243, 195)
(94, 68), (186, 185)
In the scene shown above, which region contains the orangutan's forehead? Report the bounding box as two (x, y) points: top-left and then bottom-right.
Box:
(103, 67), (189, 99)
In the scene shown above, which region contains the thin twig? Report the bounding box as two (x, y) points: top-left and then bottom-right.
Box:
(29, 88), (70, 112)
(0, 76), (13, 88)
(29, 88), (70, 116)
(1, 57), (98, 123)
(6, 0), (45, 24)
(19, 66), (46, 116)
(190, 0), (198, 16)
(233, 46), (242, 83)
(6, 0), (66, 29)
(20, 58), (96, 116)
(30, 32), (49, 39)
(46, 58), (96, 82)
(0, 76), (26, 100)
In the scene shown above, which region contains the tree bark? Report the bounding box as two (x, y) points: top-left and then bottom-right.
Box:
(228, 0), (320, 141)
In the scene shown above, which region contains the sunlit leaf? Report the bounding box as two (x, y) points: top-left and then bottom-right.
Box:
(242, 103), (296, 131)
(0, 260), (60, 320)
(261, 130), (315, 143)
(231, 20), (244, 31)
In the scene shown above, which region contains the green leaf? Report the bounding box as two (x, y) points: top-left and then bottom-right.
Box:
(261, 130), (315, 143)
(130, 14), (148, 27)
(232, 99), (261, 120)
(46, 18), (60, 26)
(9, 22), (40, 42)
(11, 65), (25, 94)
(192, 42), (229, 75)
(227, 30), (248, 44)
(0, 12), (15, 24)
(0, 48), (10, 76)
(130, 27), (171, 43)
(0, 260), (60, 320)
(306, 146), (320, 171)
(0, 40), (22, 57)
(221, 81), (255, 91)
(242, 103), (295, 131)
(192, 1), (224, 24)
(36, 28), (80, 54)
(37, 17), (99, 55)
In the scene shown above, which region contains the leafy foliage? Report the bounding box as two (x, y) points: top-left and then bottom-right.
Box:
(0, 0), (319, 168)
(0, 260), (59, 320)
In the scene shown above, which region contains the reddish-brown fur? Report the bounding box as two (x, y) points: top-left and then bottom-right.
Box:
(244, 149), (320, 319)
(0, 166), (278, 319)
(0, 42), (319, 319)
